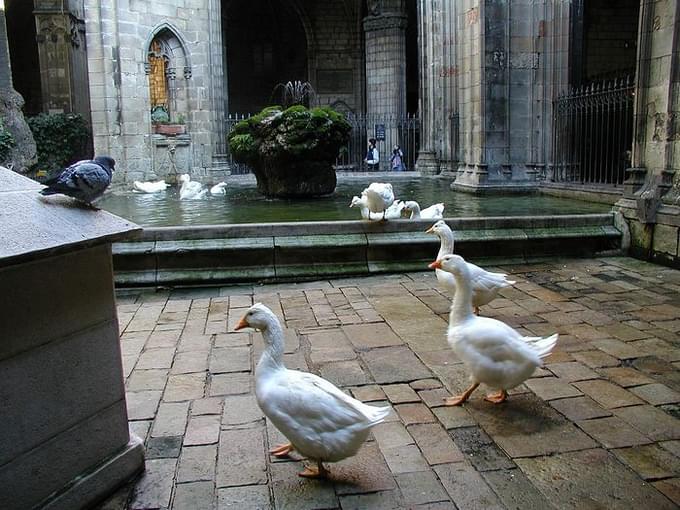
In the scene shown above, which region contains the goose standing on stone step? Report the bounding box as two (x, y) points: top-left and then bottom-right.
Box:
(430, 254), (558, 405)
(403, 200), (445, 220)
(178, 173), (207, 200)
(426, 220), (516, 315)
(235, 303), (391, 478)
(362, 182), (395, 220)
(133, 180), (169, 193)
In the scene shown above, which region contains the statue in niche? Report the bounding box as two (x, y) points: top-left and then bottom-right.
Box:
(148, 39), (169, 117)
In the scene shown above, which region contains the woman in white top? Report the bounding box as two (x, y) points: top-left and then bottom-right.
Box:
(365, 138), (379, 171)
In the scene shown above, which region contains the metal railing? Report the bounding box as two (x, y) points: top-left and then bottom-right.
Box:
(551, 75), (634, 186)
(225, 112), (420, 174)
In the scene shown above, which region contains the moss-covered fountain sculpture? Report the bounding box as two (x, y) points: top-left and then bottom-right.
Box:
(227, 82), (351, 198)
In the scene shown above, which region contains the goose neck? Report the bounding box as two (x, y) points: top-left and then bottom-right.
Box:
(257, 318), (285, 372)
(449, 269), (474, 323)
(437, 230), (455, 259)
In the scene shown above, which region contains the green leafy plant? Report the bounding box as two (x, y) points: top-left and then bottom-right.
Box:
(228, 105), (350, 165)
(0, 118), (15, 163)
(27, 113), (89, 173)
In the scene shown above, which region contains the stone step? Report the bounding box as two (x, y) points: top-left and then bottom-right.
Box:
(112, 214), (623, 287)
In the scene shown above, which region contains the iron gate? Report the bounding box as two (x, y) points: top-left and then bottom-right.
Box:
(551, 75), (634, 186)
(225, 112), (420, 175)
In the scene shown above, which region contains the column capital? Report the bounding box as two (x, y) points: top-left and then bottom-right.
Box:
(363, 14), (407, 33)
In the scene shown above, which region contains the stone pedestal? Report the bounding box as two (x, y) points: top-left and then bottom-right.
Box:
(0, 168), (144, 509)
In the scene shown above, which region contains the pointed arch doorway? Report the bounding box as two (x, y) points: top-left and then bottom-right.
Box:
(223, 0), (308, 114)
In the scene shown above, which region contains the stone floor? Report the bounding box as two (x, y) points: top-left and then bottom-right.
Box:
(100, 256), (680, 510)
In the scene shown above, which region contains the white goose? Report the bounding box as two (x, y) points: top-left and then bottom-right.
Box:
(210, 182), (228, 195)
(179, 173), (207, 200)
(350, 194), (404, 220)
(133, 180), (169, 193)
(430, 254), (558, 405)
(235, 303), (391, 478)
(403, 200), (445, 220)
(426, 220), (516, 315)
(362, 182), (395, 220)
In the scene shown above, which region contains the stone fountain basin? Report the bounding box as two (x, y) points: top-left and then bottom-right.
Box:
(112, 214), (622, 287)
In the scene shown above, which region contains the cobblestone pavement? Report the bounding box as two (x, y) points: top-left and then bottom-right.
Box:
(101, 257), (680, 510)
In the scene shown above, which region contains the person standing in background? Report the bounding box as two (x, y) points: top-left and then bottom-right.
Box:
(390, 145), (405, 171)
(365, 138), (379, 171)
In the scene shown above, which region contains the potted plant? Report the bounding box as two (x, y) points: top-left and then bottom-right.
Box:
(227, 104), (351, 198)
(151, 106), (186, 136)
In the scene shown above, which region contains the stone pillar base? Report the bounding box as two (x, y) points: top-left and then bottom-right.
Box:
(41, 435), (145, 510)
(416, 151), (439, 175)
(450, 164), (538, 194)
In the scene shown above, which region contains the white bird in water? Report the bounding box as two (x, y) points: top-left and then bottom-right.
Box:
(133, 180), (169, 193)
(210, 182), (228, 195)
(350, 194), (404, 220)
(179, 173), (207, 200)
(403, 200), (445, 220)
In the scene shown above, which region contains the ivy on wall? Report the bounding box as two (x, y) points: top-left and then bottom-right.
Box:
(27, 113), (89, 174)
(0, 118), (16, 164)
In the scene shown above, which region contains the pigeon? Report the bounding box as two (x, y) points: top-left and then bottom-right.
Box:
(40, 156), (115, 208)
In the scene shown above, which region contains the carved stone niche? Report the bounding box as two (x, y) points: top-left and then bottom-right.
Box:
(151, 134), (192, 184)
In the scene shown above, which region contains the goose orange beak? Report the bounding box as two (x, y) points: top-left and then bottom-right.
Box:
(425, 226), (435, 234)
(234, 317), (249, 331)
(429, 260), (442, 270)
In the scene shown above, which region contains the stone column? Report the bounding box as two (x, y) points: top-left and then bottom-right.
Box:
(615, 0), (680, 265)
(33, 0), (91, 121)
(363, 1), (407, 170)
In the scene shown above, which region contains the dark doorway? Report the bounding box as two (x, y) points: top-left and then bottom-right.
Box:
(405, 0), (418, 115)
(5, 0), (41, 115)
(224, 0), (307, 114)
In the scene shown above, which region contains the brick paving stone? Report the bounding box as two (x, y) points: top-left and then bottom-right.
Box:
(349, 384), (385, 402)
(172, 350), (210, 374)
(172, 481), (215, 510)
(482, 468), (553, 510)
(613, 405), (680, 441)
(191, 397), (223, 416)
(164, 373), (206, 402)
(598, 366), (656, 387)
(629, 338), (680, 362)
(660, 440), (680, 457)
(216, 427), (267, 487)
(381, 443), (430, 474)
(218, 485), (272, 510)
(342, 322), (403, 349)
(126, 390), (163, 420)
(361, 346), (433, 384)
(410, 378), (442, 390)
(214, 332), (250, 348)
(603, 323), (651, 341)
(449, 426), (514, 471)
(146, 436), (183, 459)
(578, 416), (653, 448)
(574, 380), (645, 409)
(129, 458), (177, 510)
(130, 420), (151, 443)
(136, 347), (176, 370)
(629, 383), (680, 405)
(177, 444), (217, 482)
(591, 338), (641, 360)
(382, 383), (420, 404)
(546, 361), (599, 382)
(549, 396), (612, 421)
(653, 478), (680, 506)
(408, 423), (465, 465)
(432, 406), (476, 429)
(271, 462), (338, 509)
(151, 402), (190, 437)
(464, 394), (597, 457)
(318, 359), (372, 386)
(395, 471), (449, 506)
(221, 394), (263, 427)
(126, 369), (169, 391)
(516, 449), (677, 510)
(434, 462), (504, 510)
(418, 387), (453, 408)
(525, 377), (583, 400)
(572, 350), (620, 368)
(210, 346), (251, 373)
(338, 490), (403, 510)
(394, 403), (436, 425)
(185, 414), (221, 445)
(331, 442), (397, 495)
(209, 373), (252, 396)
(372, 422), (415, 450)
(612, 444), (679, 480)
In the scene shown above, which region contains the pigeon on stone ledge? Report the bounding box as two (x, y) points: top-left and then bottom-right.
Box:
(40, 156), (115, 209)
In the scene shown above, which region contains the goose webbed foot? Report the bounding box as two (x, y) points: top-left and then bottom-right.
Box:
(269, 442), (294, 457)
(484, 390), (508, 404)
(443, 382), (479, 406)
(298, 460), (328, 478)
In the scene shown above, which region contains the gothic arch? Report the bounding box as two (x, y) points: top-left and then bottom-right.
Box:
(144, 22), (192, 79)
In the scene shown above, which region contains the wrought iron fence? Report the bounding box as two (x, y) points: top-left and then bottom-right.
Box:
(551, 75), (634, 186)
(224, 112), (420, 175)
